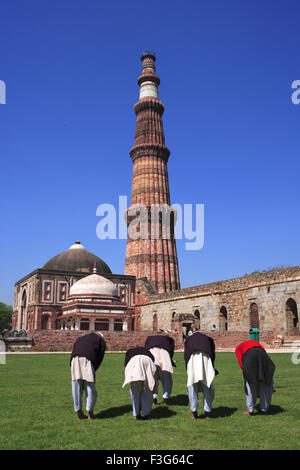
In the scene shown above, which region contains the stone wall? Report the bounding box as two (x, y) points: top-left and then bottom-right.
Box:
(28, 330), (180, 352)
(139, 267), (300, 336)
(26, 329), (276, 352)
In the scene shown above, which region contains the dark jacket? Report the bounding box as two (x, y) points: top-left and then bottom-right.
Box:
(145, 335), (176, 365)
(124, 347), (155, 368)
(70, 333), (106, 372)
(184, 332), (216, 368)
(242, 346), (275, 388)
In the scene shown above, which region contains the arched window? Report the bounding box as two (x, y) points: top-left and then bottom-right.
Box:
(136, 315), (141, 331)
(41, 315), (49, 330)
(114, 319), (123, 331)
(194, 309), (200, 330)
(219, 306), (228, 331)
(250, 303), (259, 329)
(95, 319), (109, 331)
(21, 290), (27, 330)
(286, 298), (299, 335)
(171, 312), (176, 331)
(153, 314), (158, 332)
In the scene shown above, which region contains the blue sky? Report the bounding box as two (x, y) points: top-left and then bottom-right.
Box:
(1, 0), (299, 305)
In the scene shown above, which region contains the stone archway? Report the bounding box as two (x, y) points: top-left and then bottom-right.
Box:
(171, 312), (176, 331)
(194, 309), (200, 330)
(219, 306), (228, 331)
(20, 290), (27, 330)
(286, 298), (299, 336)
(152, 314), (158, 332)
(41, 315), (50, 330)
(250, 303), (259, 329)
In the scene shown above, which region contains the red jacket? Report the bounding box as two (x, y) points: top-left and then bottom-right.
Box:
(235, 340), (265, 368)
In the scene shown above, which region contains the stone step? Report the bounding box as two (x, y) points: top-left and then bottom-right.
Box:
(283, 340), (300, 348)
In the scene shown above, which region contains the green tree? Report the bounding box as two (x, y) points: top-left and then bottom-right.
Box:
(0, 303), (13, 330)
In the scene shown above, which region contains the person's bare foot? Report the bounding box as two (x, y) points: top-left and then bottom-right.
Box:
(190, 411), (198, 420)
(243, 411), (254, 416)
(77, 410), (88, 420)
(88, 411), (96, 420)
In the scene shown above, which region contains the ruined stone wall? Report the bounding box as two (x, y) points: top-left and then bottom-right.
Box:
(139, 267), (300, 336)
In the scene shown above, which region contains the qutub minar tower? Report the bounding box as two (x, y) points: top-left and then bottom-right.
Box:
(125, 51), (180, 293)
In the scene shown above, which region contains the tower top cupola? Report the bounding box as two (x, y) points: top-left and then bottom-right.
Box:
(138, 49), (160, 100)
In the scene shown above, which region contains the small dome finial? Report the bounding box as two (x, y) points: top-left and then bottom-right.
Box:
(93, 262), (97, 274)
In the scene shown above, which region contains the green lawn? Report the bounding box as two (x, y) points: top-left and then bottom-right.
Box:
(0, 352), (299, 450)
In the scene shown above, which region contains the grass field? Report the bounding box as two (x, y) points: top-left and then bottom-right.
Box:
(0, 352), (299, 450)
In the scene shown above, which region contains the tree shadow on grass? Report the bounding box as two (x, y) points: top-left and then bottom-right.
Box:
(97, 404), (132, 419)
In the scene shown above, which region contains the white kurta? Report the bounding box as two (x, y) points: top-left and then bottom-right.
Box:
(149, 347), (173, 374)
(71, 356), (95, 383)
(123, 354), (157, 391)
(186, 351), (215, 388)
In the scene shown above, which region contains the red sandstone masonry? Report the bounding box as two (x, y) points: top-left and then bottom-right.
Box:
(27, 330), (276, 352)
(28, 330), (180, 352)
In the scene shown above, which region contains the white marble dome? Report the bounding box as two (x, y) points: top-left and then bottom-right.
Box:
(69, 272), (118, 298)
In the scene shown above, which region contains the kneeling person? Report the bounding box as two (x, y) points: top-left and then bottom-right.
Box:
(70, 331), (106, 420)
(184, 331), (217, 419)
(123, 347), (157, 420)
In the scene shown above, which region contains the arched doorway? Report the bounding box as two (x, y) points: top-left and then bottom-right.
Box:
(219, 306), (228, 331)
(41, 315), (49, 330)
(194, 309), (200, 330)
(136, 315), (141, 331)
(171, 312), (176, 331)
(153, 314), (158, 332)
(250, 303), (259, 329)
(20, 290), (27, 330)
(286, 298), (299, 335)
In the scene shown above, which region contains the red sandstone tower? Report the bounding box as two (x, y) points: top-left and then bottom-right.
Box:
(125, 51), (180, 293)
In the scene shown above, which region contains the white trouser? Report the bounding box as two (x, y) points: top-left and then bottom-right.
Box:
(153, 369), (173, 399)
(245, 380), (274, 413)
(187, 382), (215, 413)
(72, 379), (98, 413)
(129, 381), (153, 417)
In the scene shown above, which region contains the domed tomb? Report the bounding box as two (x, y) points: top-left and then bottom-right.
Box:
(61, 266), (128, 332)
(69, 270), (119, 299)
(43, 241), (111, 274)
